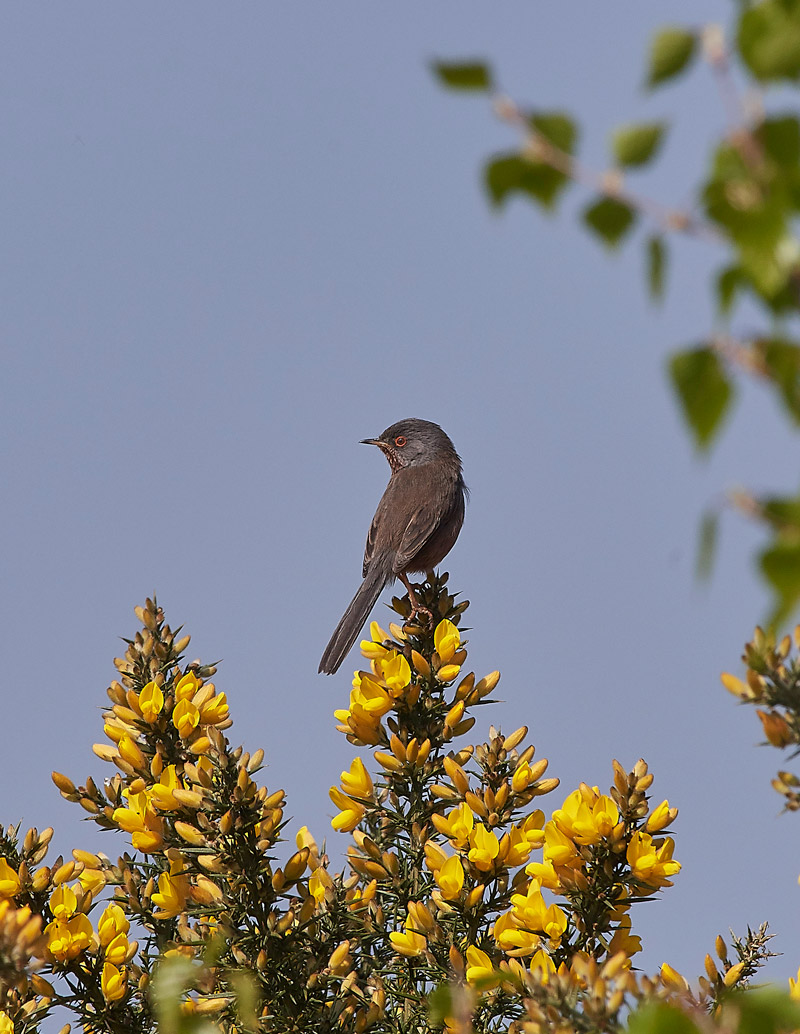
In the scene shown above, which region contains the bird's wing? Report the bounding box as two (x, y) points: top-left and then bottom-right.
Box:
(362, 509), (381, 577)
(362, 469), (426, 577)
(392, 503), (442, 573)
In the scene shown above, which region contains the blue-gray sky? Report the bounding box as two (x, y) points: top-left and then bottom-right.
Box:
(3, 1), (798, 991)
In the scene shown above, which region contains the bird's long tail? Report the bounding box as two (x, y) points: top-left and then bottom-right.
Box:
(319, 563), (389, 675)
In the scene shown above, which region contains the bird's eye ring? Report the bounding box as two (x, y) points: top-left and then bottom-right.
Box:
(394, 436), (407, 447)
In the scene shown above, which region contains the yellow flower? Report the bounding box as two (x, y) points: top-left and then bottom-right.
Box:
(172, 698), (200, 739)
(101, 961), (127, 1003)
(502, 826), (535, 868)
(139, 680), (164, 722)
(493, 910), (541, 956)
(0, 1012), (13, 1034)
(431, 802), (474, 849)
(150, 765), (183, 811)
(340, 757), (374, 801)
(519, 810), (546, 846)
(118, 734), (146, 770)
(335, 704), (384, 746)
(424, 841), (449, 873)
(45, 913), (93, 961)
(529, 949), (556, 983)
(789, 966), (800, 1001)
(112, 789), (164, 853)
(645, 800), (675, 834)
(79, 866), (106, 896)
(49, 885), (77, 921)
(329, 787), (365, 833)
(98, 903), (130, 962)
(199, 692), (229, 725)
(347, 879), (377, 912)
(608, 915), (641, 957)
(434, 619), (461, 664)
(509, 882), (567, 947)
(512, 761), (535, 793)
(0, 859), (20, 898)
(296, 826), (321, 869)
(435, 856), (465, 901)
(373, 652), (412, 697)
(390, 925), (427, 958)
(627, 833), (681, 888)
(757, 709), (793, 747)
(468, 824), (500, 873)
(465, 945), (498, 986)
(175, 671), (200, 701)
(309, 868), (333, 905)
(660, 962), (689, 991)
(361, 622), (391, 660)
(525, 857), (562, 891)
(352, 675), (393, 718)
(542, 822), (581, 868)
(551, 788), (619, 846)
(152, 858), (190, 919)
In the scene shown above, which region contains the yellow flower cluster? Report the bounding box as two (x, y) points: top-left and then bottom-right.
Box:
(98, 671), (230, 770)
(40, 883), (134, 1002)
(329, 757), (374, 833)
(722, 625), (800, 818)
(334, 623), (414, 745)
(428, 802), (544, 885)
(334, 619), (485, 748)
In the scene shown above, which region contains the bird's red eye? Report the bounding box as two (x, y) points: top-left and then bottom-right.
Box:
(394, 436), (406, 447)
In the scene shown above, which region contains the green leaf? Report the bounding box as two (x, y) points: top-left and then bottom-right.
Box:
(646, 234), (667, 301)
(668, 346), (735, 450)
(427, 985), (453, 1025)
(758, 115), (800, 168)
(738, 0), (800, 81)
(703, 141), (793, 297)
(583, 197), (636, 248)
(431, 60), (492, 91)
(627, 1001), (700, 1034)
(762, 493), (800, 532)
(731, 989), (800, 1034)
(529, 111), (578, 154)
(613, 122), (667, 167)
(716, 265), (746, 315)
(757, 337), (800, 422)
(696, 509), (719, 581)
(646, 27), (698, 88)
(485, 152), (569, 210)
(762, 539), (800, 628)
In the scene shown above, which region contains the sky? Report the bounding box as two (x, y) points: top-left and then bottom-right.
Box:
(2, 0), (799, 998)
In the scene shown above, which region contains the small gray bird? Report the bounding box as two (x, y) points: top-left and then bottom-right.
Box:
(319, 418), (466, 675)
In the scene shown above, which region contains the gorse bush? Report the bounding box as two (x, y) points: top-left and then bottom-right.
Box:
(0, 578), (794, 1033)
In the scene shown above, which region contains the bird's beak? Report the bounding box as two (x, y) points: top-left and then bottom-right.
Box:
(360, 437), (383, 447)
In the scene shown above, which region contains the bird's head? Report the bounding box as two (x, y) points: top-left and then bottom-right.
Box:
(361, 418), (460, 473)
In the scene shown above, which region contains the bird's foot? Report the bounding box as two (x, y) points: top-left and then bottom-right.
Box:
(406, 603), (433, 627)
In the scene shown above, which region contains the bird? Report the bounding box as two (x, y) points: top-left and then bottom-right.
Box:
(319, 418), (467, 675)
